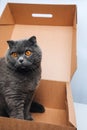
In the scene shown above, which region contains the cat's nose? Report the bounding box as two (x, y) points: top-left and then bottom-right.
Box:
(18, 57), (24, 63)
(19, 59), (23, 63)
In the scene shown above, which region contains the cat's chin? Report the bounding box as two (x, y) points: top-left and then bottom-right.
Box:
(16, 66), (29, 72)
(19, 66), (26, 69)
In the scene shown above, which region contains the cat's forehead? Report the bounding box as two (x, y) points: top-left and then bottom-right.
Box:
(15, 39), (28, 45)
(14, 39), (31, 48)
(9, 40), (32, 53)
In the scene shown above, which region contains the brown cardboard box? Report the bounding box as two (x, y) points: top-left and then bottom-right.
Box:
(0, 3), (77, 130)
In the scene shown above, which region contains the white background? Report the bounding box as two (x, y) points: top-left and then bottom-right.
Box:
(0, 0), (87, 105)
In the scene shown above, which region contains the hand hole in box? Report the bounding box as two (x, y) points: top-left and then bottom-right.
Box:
(32, 13), (53, 18)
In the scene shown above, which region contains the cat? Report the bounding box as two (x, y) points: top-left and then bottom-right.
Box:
(0, 36), (45, 120)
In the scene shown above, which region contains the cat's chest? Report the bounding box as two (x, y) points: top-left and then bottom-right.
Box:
(7, 70), (40, 91)
(9, 71), (35, 83)
(0, 60), (40, 92)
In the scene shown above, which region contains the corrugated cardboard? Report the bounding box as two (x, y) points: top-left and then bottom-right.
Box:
(0, 3), (77, 130)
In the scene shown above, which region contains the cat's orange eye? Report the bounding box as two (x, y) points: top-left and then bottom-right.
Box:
(25, 50), (32, 56)
(11, 52), (18, 58)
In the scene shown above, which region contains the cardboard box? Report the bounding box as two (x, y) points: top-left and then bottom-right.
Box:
(0, 3), (77, 130)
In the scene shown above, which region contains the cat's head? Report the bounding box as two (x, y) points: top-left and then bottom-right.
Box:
(5, 36), (42, 71)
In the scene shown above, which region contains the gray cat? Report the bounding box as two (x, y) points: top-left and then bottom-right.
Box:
(0, 36), (45, 120)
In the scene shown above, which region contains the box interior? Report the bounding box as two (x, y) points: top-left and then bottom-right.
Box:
(0, 25), (73, 82)
(33, 80), (68, 126)
(0, 3), (77, 129)
(0, 24), (73, 127)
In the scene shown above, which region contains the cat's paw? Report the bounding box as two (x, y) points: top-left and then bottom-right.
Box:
(25, 115), (33, 121)
(30, 101), (45, 113)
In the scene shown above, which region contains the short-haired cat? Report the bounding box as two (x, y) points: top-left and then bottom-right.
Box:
(0, 36), (45, 120)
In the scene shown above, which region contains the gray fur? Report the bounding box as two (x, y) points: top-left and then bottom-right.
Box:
(0, 36), (42, 120)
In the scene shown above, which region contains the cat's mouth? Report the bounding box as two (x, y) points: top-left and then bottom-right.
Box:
(15, 65), (29, 72)
(15, 64), (27, 69)
(15, 62), (32, 70)
(19, 66), (26, 69)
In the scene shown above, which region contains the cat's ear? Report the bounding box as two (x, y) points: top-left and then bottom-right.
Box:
(7, 40), (15, 48)
(28, 36), (37, 45)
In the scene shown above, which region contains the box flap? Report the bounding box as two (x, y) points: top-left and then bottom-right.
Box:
(71, 8), (77, 78)
(0, 117), (75, 130)
(66, 83), (76, 128)
(0, 4), (14, 25)
(7, 3), (76, 26)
